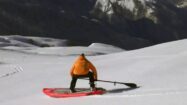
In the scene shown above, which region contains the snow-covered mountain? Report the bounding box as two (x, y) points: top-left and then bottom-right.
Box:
(0, 0), (187, 49)
(0, 35), (70, 47)
(168, 0), (187, 8)
(93, 0), (187, 22)
(93, 0), (157, 21)
(92, 0), (187, 47)
(0, 36), (187, 105)
(0, 35), (124, 55)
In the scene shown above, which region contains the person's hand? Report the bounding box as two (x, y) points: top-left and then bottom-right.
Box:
(94, 75), (97, 81)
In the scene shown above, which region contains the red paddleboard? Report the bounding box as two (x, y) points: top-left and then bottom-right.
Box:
(43, 88), (106, 98)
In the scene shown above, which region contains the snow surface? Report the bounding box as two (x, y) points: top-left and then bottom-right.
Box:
(0, 36), (187, 105)
(0, 35), (69, 47)
(0, 35), (124, 56)
(95, 0), (156, 14)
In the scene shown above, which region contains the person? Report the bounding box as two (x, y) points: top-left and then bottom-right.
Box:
(69, 53), (97, 93)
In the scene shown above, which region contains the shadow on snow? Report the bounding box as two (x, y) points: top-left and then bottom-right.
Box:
(107, 87), (140, 93)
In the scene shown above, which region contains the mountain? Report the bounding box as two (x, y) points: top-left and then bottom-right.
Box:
(92, 0), (187, 43)
(0, 35), (124, 55)
(0, 0), (187, 49)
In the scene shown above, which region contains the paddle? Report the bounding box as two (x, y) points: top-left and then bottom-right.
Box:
(81, 78), (137, 88)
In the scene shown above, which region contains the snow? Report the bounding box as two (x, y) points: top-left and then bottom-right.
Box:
(0, 35), (69, 47)
(0, 36), (187, 105)
(95, 0), (156, 13)
(96, 0), (136, 13)
(177, 1), (187, 8)
(118, 0), (135, 12)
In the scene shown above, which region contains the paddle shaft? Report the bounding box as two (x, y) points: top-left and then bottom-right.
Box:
(80, 78), (137, 88)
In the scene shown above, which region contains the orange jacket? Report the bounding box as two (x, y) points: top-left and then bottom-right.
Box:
(70, 55), (97, 80)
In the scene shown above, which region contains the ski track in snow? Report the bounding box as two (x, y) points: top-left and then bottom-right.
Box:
(0, 66), (23, 78)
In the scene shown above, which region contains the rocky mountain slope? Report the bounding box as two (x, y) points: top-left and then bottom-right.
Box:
(0, 0), (187, 49)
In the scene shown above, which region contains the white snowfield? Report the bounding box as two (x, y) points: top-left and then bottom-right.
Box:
(0, 36), (187, 105)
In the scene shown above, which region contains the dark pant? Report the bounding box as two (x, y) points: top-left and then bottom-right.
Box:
(70, 72), (95, 90)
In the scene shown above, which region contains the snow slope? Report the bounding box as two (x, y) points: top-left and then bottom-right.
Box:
(0, 35), (124, 56)
(0, 36), (187, 105)
(0, 35), (70, 47)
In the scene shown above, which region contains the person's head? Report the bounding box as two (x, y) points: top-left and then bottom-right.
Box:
(77, 53), (86, 60)
(81, 53), (85, 57)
